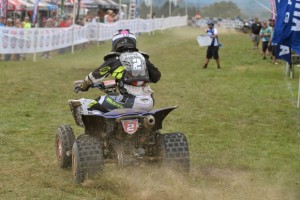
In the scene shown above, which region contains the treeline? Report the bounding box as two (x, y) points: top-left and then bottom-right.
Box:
(137, 1), (243, 19)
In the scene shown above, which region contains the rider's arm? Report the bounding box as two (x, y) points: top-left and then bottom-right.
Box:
(139, 52), (161, 83)
(146, 59), (161, 83)
(78, 58), (115, 92)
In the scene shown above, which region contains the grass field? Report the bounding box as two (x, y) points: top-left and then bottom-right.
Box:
(0, 26), (299, 200)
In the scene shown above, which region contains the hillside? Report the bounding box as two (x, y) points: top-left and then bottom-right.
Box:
(118, 0), (272, 18)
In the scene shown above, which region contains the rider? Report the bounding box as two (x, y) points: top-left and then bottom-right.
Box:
(72, 29), (161, 113)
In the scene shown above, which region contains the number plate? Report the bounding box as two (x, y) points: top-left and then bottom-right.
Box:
(121, 119), (139, 134)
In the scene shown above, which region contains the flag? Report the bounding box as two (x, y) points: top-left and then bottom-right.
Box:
(0, 0), (7, 18)
(273, 0), (300, 64)
(32, 0), (40, 23)
(270, 0), (276, 19)
(276, 44), (292, 65)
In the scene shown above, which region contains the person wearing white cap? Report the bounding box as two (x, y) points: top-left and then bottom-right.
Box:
(202, 20), (221, 69)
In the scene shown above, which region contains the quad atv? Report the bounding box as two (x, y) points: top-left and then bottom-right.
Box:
(55, 80), (190, 184)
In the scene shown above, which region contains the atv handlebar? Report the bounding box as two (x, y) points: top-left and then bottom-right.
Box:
(74, 80), (117, 95)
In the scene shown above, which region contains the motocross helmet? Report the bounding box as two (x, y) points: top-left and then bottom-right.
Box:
(112, 29), (137, 52)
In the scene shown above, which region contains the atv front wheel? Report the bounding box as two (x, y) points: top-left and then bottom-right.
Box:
(159, 132), (190, 172)
(55, 124), (75, 168)
(72, 134), (104, 184)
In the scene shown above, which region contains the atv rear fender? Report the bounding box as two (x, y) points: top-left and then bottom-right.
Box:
(145, 106), (178, 131)
(80, 106), (178, 137)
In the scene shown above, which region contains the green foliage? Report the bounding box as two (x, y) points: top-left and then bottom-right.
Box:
(0, 27), (299, 199)
(138, 1), (242, 19)
(201, 1), (242, 18)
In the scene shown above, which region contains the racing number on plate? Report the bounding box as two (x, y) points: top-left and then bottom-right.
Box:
(122, 119), (139, 134)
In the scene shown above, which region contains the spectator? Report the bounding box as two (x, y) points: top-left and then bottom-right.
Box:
(53, 16), (60, 27)
(0, 16), (5, 27)
(195, 12), (201, 20)
(0, 16), (5, 61)
(104, 10), (114, 23)
(259, 21), (272, 60)
(250, 17), (262, 49)
(59, 15), (70, 28)
(58, 15), (71, 54)
(42, 18), (54, 59)
(21, 16), (31, 60)
(151, 12), (156, 19)
(23, 16), (31, 28)
(202, 20), (221, 69)
(6, 18), (13, 26)
(14, 18), (22, 27)
(67, 14), (73, 26)
(98, 10), (105, 23)
(14, 18), (22, 61)
(268, 19), (278, 64)
(111, 11), (118, 22)
(4, 18), (14, 61)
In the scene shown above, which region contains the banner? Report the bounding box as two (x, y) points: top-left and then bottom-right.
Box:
(276, 44), (291, 64)
(270, 0), (276, 19)
(0, 0), (7, 17)
(32, 0), (40, 23)
(273, 0), (300, 64)
(0, 25), (88, 54)
(197, 35), (212, 47)
(0, 16), (188, 54)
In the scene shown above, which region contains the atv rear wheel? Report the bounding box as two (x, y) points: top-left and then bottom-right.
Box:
(72, 134), (104, 184)
(55, 124), (75, 168)
(159, 132), (190, 172)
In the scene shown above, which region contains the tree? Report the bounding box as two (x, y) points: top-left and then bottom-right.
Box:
(200, 1), (242, 19)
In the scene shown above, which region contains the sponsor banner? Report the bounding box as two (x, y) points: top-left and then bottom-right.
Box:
(197, 35), (212, 46)
(0, 16), (187, 54)
(273, 0), (300, 63)
(0, 25), (88, 53)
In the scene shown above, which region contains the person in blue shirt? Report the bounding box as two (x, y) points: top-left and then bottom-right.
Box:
(0, 16), (5, 27)
(203, 20), (221, 69)
(0, 16), (5, 61)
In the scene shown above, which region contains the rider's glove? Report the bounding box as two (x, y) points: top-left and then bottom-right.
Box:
(74, 86), (86, 93)
(74, 76), (92, 93)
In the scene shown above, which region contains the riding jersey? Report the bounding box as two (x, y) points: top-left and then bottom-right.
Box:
(206, 28), (219, 46)
(82, 51), (161, 96)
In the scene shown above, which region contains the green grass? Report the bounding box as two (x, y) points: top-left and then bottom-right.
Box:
(0, 27), (299, 200)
